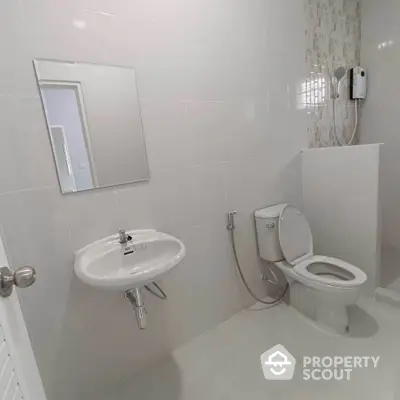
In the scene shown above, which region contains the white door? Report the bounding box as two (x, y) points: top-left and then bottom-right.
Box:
(0, 236), (47, 400)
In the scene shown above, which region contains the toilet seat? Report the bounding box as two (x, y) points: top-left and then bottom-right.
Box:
(294, 256), (367, 288)
(279, 205), (313, 265)
(278, 205), (367, 289)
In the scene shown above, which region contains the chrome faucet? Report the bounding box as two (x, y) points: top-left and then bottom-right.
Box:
(119, 229), (132, 245)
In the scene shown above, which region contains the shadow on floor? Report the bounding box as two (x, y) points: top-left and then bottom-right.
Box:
(348, 305), (379, 338)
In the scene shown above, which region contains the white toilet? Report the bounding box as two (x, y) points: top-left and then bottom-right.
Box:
(255, 204), (367, 335)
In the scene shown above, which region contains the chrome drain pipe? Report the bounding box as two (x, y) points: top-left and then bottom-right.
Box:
(125, 288), (147, 329)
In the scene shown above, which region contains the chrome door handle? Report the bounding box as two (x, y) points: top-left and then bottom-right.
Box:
(0, 266), (36, 298)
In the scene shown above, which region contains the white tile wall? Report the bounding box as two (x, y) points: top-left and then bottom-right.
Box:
(360, 0), (400, 255)
(0, 0), (308, 399)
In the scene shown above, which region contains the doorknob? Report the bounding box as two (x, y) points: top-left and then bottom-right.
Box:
(0, 266), (36, 298)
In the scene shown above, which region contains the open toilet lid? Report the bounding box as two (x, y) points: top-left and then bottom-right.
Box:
(279, 205), (313, 265)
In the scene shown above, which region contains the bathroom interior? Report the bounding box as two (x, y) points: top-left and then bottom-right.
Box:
(2, 0), (400, 399)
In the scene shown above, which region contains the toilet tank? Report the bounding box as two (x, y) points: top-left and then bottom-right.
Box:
(255, 205), (285, 262)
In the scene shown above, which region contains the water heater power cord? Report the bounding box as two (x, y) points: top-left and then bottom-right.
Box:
(333, 98), (358, 146)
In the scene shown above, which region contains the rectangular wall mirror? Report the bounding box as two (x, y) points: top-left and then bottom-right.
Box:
(34, 59), (150, 194)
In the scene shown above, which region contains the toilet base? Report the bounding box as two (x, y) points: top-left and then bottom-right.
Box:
(290, 282), (350, 335)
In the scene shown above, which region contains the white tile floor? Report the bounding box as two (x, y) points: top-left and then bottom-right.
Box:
(116, 298), (400, 400)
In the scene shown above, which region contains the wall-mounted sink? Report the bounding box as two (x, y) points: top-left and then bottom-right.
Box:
(74, 229), (186, 291)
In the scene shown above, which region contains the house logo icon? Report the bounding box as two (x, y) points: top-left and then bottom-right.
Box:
(261, 344), (296, 380)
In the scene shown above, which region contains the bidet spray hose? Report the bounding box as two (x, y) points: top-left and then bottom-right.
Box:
(227, 212), (288, 306)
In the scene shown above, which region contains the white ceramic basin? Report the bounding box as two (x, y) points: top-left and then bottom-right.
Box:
(74, 230), (185, 290)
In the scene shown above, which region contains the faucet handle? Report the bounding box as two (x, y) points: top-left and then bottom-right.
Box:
(119, 229), (132, 244)
(119, 229), (126, 242)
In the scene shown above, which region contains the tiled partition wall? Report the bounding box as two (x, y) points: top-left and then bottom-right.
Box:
(0, 1), (307, 399)
(302, 144), (382, 294)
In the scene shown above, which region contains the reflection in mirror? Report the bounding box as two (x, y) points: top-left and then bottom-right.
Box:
(41, 84), (94, 192)
(34, 59), (150, 194)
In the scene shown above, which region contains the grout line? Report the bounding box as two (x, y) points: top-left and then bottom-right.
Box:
(139, 98), (229, 105)
(0, 185), (58, 198)
(0, 94), (38, 100)
(17, 0), (25, 21)
(83, 8), (116, 17)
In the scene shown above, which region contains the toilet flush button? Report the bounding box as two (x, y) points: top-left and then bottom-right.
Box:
(267, 222), (275, 228)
